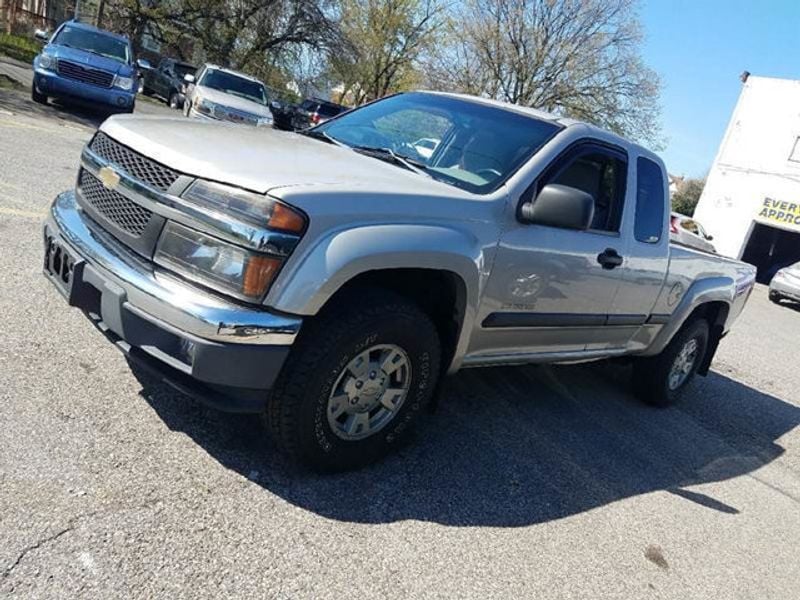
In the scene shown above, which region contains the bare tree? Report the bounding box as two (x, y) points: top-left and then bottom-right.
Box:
(105, 0), (344, 72)
(427, 0), (662, 146)
(332, 0), (442, 105)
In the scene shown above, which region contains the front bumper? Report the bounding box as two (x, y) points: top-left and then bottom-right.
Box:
(43, 191), (303, 412)
(34, 69), (135, 109)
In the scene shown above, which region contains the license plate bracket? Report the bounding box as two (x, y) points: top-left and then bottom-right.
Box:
(44, 234), (85, 306)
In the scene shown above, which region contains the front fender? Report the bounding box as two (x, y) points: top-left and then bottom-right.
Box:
(267, 224), (486, 315)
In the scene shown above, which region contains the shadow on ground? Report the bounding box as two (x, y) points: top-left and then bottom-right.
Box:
(0, 87), (111, 129)
(132, 360), (799, 527)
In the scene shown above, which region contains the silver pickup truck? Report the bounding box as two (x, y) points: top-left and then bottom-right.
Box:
(43, 91), (756, 470)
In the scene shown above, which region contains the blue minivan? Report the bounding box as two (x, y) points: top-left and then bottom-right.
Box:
(32, 20), (141, 113)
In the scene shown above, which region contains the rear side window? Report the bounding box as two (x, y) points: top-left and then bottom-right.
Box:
(635, 157), (665, 243)
(317, 104), (342, 117)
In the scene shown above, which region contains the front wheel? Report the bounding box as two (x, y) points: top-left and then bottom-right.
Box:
(31, 82), (47, 105)
(168, 92), (180, 109)
(264, 288), (441, 471)
(769, 291), (782, 304)
(632, 319), (709, 407)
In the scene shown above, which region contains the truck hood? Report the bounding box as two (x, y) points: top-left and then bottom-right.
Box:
(194, 86), (272, 118)
(100, 115), (475, 199)
(46, 44), (132, 76)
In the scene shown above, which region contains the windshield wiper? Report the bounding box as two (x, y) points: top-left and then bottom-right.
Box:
(351, 146), (431, 177)
(299, 129), (344, 146)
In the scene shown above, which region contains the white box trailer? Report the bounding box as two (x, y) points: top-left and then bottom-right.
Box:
(694, 75), (800, 281)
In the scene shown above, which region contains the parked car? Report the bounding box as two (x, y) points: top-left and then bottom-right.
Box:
(292, 98), (347, 129)
(769, 261), (800, 303)
(270, 101), (297, 131)
(31, 20), (143, 113)
(142, 57), (197, 109)
(42, 91), (756, 471)
(182, 64), (273, 127)
(670, 212), (716, 253)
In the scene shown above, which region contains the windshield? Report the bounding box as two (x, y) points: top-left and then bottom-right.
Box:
(175, 63), (196, 79)
(316, 92), (561, 194)
(53, 25), (129, 63)
(199, 69), (267, 105)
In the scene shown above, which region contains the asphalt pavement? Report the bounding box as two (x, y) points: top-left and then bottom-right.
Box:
(0, 80), (799, 599)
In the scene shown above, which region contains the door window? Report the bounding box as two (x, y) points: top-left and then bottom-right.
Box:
(541, 147), (627, 232)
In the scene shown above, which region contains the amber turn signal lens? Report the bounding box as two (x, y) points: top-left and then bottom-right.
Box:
(242, 255), (282, 298)
(268, 203), (306, 233)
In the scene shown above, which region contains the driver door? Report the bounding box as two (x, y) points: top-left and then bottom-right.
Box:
(470, 141), (631, 358)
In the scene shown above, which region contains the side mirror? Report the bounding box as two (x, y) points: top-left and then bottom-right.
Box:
(183, 73), (195, 84)
(706, 234), (714, 241)
(519, 184), (595, 230)
(34, 29), (49, 43)
(136, 58), (151, 70)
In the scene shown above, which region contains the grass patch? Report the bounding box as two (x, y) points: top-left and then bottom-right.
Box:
(0, 74), (23, 90)
(0, 33), (39, 64)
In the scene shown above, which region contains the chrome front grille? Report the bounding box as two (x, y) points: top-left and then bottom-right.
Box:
(56, 60), (114, 88)
(90, 132), (180, 192)
(212, 105), (260, 126)
(79, 169), (153, 237)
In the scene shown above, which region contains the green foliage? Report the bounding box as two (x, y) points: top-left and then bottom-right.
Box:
(0, 33), (39, 63)
(332, 0), (442, 104)
(671, 178), (705, 216)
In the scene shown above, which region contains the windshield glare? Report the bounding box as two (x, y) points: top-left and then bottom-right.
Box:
(200, 69), (267, 105)
(316, 92), (561, 194)
(54, 26), (129, 63)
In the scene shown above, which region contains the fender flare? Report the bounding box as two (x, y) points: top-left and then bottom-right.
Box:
(642, 276), (734, 357)
(266, 224), (488, 369)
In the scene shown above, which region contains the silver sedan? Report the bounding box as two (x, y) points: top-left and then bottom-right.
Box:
(769, 262), (800, 304)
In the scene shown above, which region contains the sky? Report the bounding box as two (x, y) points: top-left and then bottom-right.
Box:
(640, 0), (800, 177)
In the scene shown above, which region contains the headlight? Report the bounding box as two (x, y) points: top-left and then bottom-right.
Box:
(155, 222), (282, 300)
(194, 97), (215, 115)
(113, 75), (133, 91)
(38, 54), (55, 71)
(182, 180), (306, 233)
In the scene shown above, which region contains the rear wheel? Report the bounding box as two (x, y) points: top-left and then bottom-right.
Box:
(31, 82), (47, 105)
(264, 288), (441, 471)
(632, 319), (709, 407)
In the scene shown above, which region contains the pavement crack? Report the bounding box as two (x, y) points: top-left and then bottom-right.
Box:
(2, 525), (74, 579)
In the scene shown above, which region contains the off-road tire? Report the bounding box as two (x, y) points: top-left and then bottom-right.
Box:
(632, 319), (709, 408)
(264, 288), (441, 472)
(31, 83), (47, 105)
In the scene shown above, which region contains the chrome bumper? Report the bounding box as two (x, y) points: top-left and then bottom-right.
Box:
(46, 191), (302, 346)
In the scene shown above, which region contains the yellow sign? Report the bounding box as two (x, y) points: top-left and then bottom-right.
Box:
(98, 166), (121, 191)
(756, 197), (800, 229)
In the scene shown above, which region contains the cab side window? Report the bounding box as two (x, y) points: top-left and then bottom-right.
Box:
(634, 157), (665, 243)
(542, 147), (627, 232)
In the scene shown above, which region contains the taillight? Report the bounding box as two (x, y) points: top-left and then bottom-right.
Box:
(310, 113), (321, 124)
(670, 216), (679, 234)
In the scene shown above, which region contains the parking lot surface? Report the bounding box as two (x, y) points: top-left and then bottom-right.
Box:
(1, 84), (799, 599)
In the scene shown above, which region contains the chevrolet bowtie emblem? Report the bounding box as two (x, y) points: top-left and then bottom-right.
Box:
(98, 166), (120, 190)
